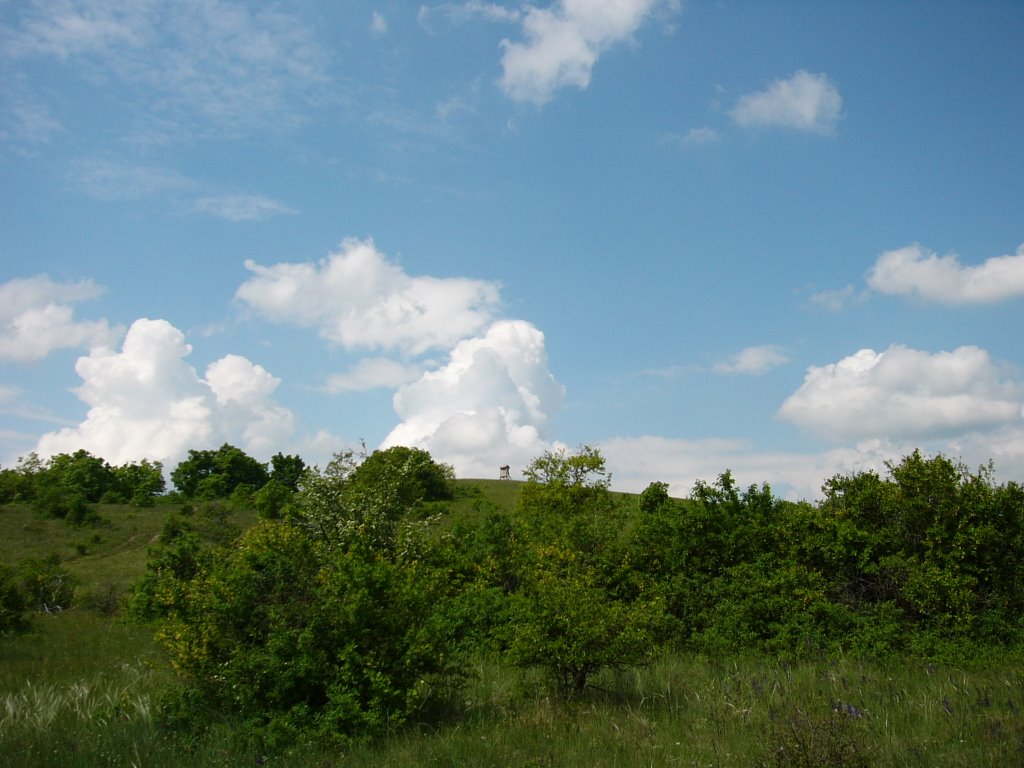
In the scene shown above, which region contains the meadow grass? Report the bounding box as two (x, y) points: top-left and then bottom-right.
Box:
(334, 653), (1024, 768)
(9, 616), (1023, 767)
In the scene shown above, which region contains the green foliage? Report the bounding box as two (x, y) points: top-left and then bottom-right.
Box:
(143, 448), (464, 744)
(2, 450), (164, 514)
(127, 515), (206, 622)
(270, 452), (306, 492)
(0, 562), (30, 633)
(0, 454), (43, 504)
(114, 459), (166, 505)
(45, 450), (116, 503)
(507, 447), (668, 697)
(18, 555), (75, 613)
(252, 478), (293, 519)
(33, 485), (91, 523)
(350, 445), (455, 507)
(6, 453), (1024, 766)
(170, 444), (269, 499)
(507, 543), (666, 698)
(818, 451), (1024, 653)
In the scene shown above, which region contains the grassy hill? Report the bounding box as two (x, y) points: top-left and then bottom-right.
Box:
(0, 479), (524, 608)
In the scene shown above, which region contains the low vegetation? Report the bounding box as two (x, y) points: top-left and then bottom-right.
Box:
(2, 444), (1023, 766)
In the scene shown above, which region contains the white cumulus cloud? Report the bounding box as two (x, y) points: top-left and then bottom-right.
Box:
(325, 358), (424, 393)
(0, 275), (120, 362)
(714, 345), (788, 375)
(381, 319), (565, 479)
(236, 238), (502, 355)
(778, 344), (1024, 443)
(731, 70), (842, 134)
(499, 0), (677, 105)
(36, 318), (295, 466)
(867, 242), (1024, 304)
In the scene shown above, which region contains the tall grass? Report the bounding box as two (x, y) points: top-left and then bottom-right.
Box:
(12, 645), (1024, 767)
(335, 653), (1024, 768)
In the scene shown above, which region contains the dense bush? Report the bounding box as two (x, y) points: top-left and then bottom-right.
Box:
(0, 562), (29, 633)
(140, 449), (464, 745)
(170, 444), (269, 499)
(1, 450), (164, 509)
(18, 555), (75, 613)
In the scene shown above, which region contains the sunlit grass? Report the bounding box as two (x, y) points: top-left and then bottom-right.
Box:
(334, 654), (1024, 768)
(1, 664), (153, 734)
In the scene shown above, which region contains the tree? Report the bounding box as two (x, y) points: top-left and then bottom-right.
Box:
(114, 459), (165, 505)
(46, 450), (117, 503)
(270, 452), (306, 492)
(508, 447), (667, 697)
(171, 444), (269, 499)
(253, 479), (292, 519)
(350, 446), (454, 509)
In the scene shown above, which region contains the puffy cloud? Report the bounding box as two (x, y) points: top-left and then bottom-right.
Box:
(205, 354), (294, 457)
(499, 0), (677, 105)
(778, 345), (1024, 443)
(731, 70), (842, 134)
(370, 11), (388, 37)
(236, 238), (501, 355)
(36, 318), (294, 466)
(0, 275), (120, 362)
(325, 358), (424, 393)
(381, 320), (565, 479)
(714, 345), (788, 375)
(867, 243), (1024, 304)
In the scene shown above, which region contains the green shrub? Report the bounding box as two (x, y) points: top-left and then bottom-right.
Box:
(18, 555), (75, 613)
(0, 561), (30, 632)
(146, 451), (467, 745)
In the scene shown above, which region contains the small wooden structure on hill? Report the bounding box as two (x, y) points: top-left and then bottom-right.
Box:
(499, 464), (511, 480)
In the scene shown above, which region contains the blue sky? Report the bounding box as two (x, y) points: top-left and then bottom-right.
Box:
(2, 0), (1022, 499)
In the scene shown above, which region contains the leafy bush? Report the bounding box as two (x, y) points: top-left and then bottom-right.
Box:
(0, 562), (29, 633)
(143, 451), (465, 744)
(171, 444), (269, 499)
(18, 555), (75, 613)
(506, 447), (669, 698)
